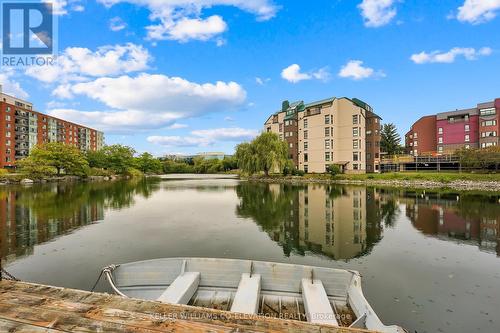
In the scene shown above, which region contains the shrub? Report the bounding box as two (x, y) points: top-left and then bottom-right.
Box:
(296, 170), (305, 177)
(125, 168), (143, 178)
(0, 169), (8, 177)
(88, 168), (114, 177)
(329, 165), (342, 177)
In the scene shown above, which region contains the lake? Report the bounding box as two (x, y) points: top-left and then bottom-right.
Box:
(1, 175), (499, 333)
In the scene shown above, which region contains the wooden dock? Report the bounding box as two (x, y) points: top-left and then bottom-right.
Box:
(0, 280), (379, 332)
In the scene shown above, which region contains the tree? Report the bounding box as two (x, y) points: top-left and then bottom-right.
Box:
(235, 133), (289, 176)
(101, 145), (136, 174)
(86, 149), (108, 169)
(135, 153), (163, 174)
(20, 142), (89, 176)
(381, 123), (402, 155)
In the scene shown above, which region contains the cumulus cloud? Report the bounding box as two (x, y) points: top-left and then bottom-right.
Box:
(168, 123), (189, 129)
(147, 127), (258, 147)
(281, 64), (330, 83)
(51, 0), (83, 15)
(358, 0), (398, 27)
(457, 0), (500, 24)
(46, 74), (247, 132)
(410, 47), (492, 64)
(338, 60), (385, 80)
(110, 17), (127, 31)
(96, 0), (279, 42)
(25, 43), (151, 83)
(0, 68), (29, 99)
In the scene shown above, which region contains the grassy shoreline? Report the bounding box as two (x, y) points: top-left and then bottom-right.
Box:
(247, 172), (500, 193)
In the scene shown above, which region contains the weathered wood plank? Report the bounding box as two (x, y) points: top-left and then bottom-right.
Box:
(0, 281), (378, 333)
(0, 318), (63, 332)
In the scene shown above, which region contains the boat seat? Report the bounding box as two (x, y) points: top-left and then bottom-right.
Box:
(157, 272), (200, 305)
(301, 278), (339, 326)
(230, 273), (261, 314)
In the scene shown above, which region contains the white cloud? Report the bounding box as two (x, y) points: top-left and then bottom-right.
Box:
(147, 127), (258, 147)
(168, 123), (189, 129)
(97, 0), (279, 42)
(338, 60), (385, 80)
(410, 47), (492, 64)
(110, 17), (127, 31)
(26, 43), (151, 83)
(457, 0), (500, 24)
(153, 15), (227, 42)
(224, 116), (235, 122)
(51, 0), (83, 15)
(0, 68), (29, 99)
(255, 77), (270, 85)
(46, 73), (247, 132)
(281, 64), (330, 83)
(358, 0), (398, 27)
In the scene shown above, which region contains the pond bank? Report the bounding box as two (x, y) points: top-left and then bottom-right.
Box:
(248, 175), (500, 192)
(0, 174), (130, 185)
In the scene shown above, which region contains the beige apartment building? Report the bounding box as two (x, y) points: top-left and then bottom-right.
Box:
(264, 97), (381, 174)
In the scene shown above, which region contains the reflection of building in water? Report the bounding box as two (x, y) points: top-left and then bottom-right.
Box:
(298, 185), (367, 260)
(0, 191), (104, 262)
(255, 184), (386, 260)
(404, 192), (499, 256)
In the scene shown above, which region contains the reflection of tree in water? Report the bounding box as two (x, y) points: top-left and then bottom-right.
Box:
(0, 179), (162, 261)
(376, 189), (401, 228)
(14, 179), (161, 220)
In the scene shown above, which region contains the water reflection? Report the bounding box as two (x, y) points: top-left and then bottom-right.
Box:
(0, 179), (161, 263)
(402, 191), (500, 256)
(236, 183), (399, 260)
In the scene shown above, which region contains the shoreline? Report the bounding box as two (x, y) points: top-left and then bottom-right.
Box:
(0, 174), (131, 185)
(247, 176), (500, 193)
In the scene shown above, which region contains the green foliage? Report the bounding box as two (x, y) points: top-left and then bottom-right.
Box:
(88, 167), (114, 177)
(86, 149), (108, 169)
(381, 123), (403, 155)
(100, 144), (136, 174)
(0, 169), (8, 176)
(135, 152), (163, 174)
(16, 158), (57, 179)
(163, 159), (195, 173)
(125, 167), (143, 178)
(235, 132), (290, 176)
(19, 142), (89, 176)
(329, 165), (342, 177)
(456, 146), (500, 171)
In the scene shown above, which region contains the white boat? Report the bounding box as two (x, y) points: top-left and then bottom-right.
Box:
(103, 257), (405, 332)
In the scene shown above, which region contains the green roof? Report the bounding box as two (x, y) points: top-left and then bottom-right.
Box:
(304, 97), (336, 109)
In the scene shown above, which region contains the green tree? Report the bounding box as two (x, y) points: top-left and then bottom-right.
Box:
(380, 123), (402, 155)
(235, 133), (289, 176)
(20, 142), (89, 176)
(86, 149), (108, 169)
(101, 145), (136, 174)
(135, 152), (163, 174)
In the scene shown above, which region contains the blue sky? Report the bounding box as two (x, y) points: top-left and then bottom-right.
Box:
(2, 0), (500, 155)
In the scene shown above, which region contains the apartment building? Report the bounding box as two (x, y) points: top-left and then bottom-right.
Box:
(264, 97), (381, 174)
(405, 98), (499, 155)
(0, 91), (104, 168)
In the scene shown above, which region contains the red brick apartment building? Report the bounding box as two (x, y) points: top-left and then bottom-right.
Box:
(405, 99), (499, 155)
(0, 91), (104, 168)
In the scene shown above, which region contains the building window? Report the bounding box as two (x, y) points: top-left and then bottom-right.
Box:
(465, 124), (470, 132)
(289, 143), (293, 148)
(465, 144), (470, 149)
(413, 141), (418, 147)
(438, 127), (443, 134)
(303, 119), (308, 128)
(6, 131), (10, 137)
(325, 152), (330, 162)
(482, 131), (497, 137)
(353, 164), (359, 170)
(304, 142), (308, 151)
(325, 115), (330, 124)
(465, 134), (470, 142)
(353, 152), (359, 161)
(304, 153), (308, 162)
(438, 146), (443, 153)
(304, 130), (308, 139)
(325, 139), (331, 150)
(480, 108), (496, 116)
(438, 137), (443, 144)
(414, 132), (418, 139)
(304, 165), (308, 173)
(353, 127), (359, 137)
(325, 127), (330, 137)
(353, 115), (358, 125)
(279, 124), (283, 132)
(482, 120), (497, 126)
(366, 130), (372, 135)
(353, 140), (359, 149)
(366, 153), (371, 160)
(5, 115), (10, 121)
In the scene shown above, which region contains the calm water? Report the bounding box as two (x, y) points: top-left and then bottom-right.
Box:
(1, 176), (499, 333)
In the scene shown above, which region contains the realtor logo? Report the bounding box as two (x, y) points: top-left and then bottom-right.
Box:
(1, 1), (56, 66)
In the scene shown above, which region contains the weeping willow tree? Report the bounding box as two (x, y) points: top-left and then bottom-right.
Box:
(235, 132), (289, 176)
